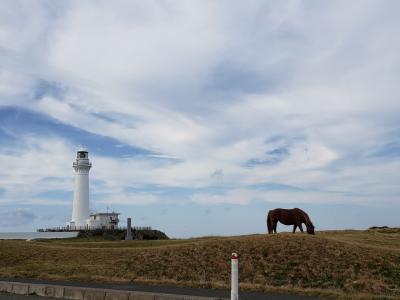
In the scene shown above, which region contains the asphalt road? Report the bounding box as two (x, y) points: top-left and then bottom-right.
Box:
(0, 278), (321, 300)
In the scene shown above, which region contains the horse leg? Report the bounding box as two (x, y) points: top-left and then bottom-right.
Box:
(292, 225), (297, 233)
(298, 223), (304, 233)
(273, 221), (278, 233)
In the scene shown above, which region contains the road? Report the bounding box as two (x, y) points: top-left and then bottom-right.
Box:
(0, 278), (321, 300)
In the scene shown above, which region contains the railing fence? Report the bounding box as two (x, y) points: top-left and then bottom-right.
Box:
(37, 226), (152, 232)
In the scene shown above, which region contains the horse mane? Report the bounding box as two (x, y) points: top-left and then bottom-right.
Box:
(298, 209), (313, 226)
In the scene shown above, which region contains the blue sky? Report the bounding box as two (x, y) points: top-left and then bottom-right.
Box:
(0, 1), (399, 237)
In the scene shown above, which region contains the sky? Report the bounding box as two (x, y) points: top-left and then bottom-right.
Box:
(0, 1), (399, 237)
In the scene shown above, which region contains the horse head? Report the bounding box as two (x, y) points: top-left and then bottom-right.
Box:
(306, 222), (315, 234)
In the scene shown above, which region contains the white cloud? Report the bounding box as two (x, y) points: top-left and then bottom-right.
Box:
(96, 193), (159, 206)
(0, 0), (399, 212)
(192, 187), (399, 207)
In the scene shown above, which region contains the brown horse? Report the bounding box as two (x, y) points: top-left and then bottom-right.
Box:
(267, 208), (315, 234)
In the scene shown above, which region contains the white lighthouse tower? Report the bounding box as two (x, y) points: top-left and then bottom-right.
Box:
(69, 147), (91, 229)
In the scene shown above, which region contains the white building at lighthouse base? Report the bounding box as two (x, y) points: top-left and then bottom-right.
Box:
(68, 212), (120, 230)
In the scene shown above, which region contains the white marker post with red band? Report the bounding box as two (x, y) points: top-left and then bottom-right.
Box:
(231, 252), (238, 300)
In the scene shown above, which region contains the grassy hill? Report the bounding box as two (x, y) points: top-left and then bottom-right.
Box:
(0, 229), (399, 299)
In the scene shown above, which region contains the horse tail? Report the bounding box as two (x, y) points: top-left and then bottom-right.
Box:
(267, 211), (273, 233)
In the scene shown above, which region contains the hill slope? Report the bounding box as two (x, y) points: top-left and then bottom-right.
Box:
(0, 229), (399, 299)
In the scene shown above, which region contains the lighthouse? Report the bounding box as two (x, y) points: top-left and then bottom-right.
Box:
(70, 147), (92, 229)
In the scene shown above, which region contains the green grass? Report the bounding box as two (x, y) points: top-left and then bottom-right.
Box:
(0, 229), (399, 299)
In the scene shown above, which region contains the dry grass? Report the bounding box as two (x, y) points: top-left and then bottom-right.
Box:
(0, 229), (399, 299)
(320, 229), (400, 252)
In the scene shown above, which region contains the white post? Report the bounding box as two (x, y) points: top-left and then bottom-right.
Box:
(231, 252), (238, 300)
(125, 218), (133, 240)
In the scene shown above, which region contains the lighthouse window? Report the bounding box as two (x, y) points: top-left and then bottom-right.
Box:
(79, 152), (86, 158)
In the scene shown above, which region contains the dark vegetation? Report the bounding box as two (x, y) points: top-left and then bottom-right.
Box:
(76, 228), (169, 240)
(369, 226), (389, 230)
